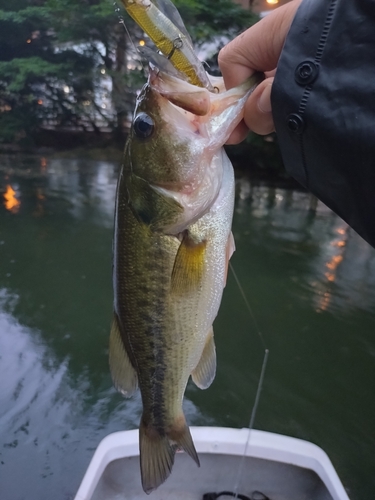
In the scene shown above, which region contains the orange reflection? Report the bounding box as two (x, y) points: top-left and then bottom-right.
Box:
(317, 225), (348, 311)
(317, 292), (331, 313)
(40, 157), (47, 171)
(323, 252), (344, 285)
(332, 239), (346, 248)
(326, 254), (343, 270)
(324, 272), (335, 282)
(3, 185), (20, 213)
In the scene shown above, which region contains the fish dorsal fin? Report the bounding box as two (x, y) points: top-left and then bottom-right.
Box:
(171, 230), (207, 295)
(191, 327), (216, 389)
(109, 313), (138, 398)
(152, 0), (193, 45)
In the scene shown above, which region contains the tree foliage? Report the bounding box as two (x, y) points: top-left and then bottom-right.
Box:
(176, 0), (256, 43)
(0, 0), (258, 145)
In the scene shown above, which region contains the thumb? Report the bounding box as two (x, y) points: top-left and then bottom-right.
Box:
(244, 77), (275, 135)
(226, 78), (275, 144)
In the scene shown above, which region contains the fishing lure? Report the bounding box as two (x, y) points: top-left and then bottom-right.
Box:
(119, 0), (215, 91)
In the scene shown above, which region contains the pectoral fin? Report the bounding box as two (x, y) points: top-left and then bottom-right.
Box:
(224, 231), (236, 286)
(171, 230), (207, 295)
(109, 313), (138, 398)
(191, 328), (216, 390)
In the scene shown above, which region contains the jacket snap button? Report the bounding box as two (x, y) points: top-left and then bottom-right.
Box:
(287, 113), (304, 134)
(295, 61), (319, 85)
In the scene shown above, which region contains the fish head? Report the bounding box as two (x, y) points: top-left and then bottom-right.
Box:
(128, 68), (210, 194)
(126, 67), (262, 232)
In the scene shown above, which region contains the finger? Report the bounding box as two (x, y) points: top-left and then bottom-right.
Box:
(218, 0), (301, 90)
(226, 77), (275, 144)
(243, 77), (275, 135)
(265, 69), (276, 79)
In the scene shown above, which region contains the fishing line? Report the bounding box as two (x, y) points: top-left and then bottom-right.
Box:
(112, 1), (147, 72)
(232, 349), (269, 499)
(229, 262), (267, 351)
(229, 262), (269, 498)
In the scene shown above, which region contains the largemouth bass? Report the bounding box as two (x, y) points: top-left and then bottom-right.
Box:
(110, 66), (261, 493)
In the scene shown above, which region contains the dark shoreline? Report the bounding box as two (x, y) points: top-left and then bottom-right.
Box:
(0, 140), (303, 191)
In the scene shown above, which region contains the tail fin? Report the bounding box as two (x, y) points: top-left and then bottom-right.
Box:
(139, 416), (200, 494)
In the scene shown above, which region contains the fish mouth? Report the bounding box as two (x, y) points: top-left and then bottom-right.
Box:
(149, 67), (212, 117)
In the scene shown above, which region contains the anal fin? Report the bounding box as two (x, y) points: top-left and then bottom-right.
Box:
(109, 313), (138, 398)
(191, 327), (216, 389)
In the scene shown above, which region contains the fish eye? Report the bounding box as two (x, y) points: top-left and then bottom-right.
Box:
(133, 113), (154, 139)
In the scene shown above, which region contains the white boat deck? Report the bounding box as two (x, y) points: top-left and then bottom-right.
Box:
(74, 427), (350, 500)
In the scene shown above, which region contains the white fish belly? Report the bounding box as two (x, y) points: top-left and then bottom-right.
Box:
(167, 149), (235, 394)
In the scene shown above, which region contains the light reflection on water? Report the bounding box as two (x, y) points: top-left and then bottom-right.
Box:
(0, 289), (137, 498)
(235, 179), (375, 315)
(0, 156), (374, 499)
(0, 288), (204, 499)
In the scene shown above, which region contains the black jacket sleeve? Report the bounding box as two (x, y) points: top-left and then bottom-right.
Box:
(272, 0), (375, 248)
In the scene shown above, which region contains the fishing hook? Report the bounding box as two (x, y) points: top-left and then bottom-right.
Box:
(167, 36), (184, 59)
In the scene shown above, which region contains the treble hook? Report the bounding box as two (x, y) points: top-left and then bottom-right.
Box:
(167, 36), (183, 60)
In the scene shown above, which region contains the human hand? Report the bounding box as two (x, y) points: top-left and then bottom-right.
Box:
(218, 0), (302, 144)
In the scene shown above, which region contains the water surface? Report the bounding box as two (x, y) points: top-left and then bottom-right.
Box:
(0, 155), (374, 499)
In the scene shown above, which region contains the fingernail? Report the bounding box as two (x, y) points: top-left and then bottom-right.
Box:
(258, 83), (273, 114)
